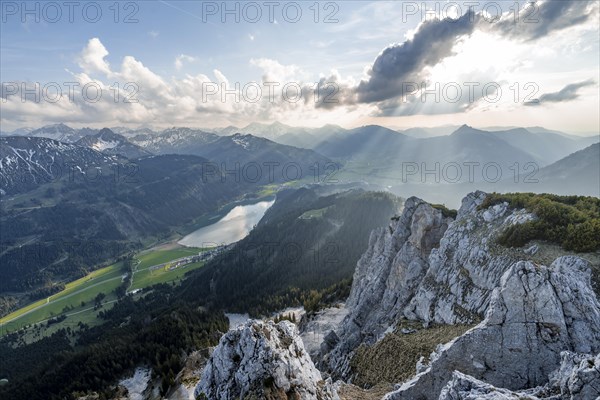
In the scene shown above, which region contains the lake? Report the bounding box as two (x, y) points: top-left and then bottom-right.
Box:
(178, 200), (275, 247)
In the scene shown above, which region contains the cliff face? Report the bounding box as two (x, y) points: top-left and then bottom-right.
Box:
(194, 320), (338, 400)
(321, 191), (600, 398)
(403, 191), (535, 324)
(321, 197), (453, 377)
(323, 192), (529, 378)
(193, 191), (599, 400)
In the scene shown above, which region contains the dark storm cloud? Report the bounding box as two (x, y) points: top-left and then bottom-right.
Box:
(525, 79), (596, 106)
(303, 76), (355, 110)
(494, 0), (595, 41)
(355, 11), (480, 104)
(333, 0), (596, 113)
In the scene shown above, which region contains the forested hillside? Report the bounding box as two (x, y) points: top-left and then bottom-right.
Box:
(0, 154), (240, 294)
(0, 284), (228, 400)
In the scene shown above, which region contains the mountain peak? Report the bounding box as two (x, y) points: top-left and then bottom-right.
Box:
(195, 320), (336, 399)
(35, 122), (74, 132)
(94, 128), (125, 143)
(98, 127), (116, 135)
(47, 122), (70, 129)
(450, 124), (478, 136)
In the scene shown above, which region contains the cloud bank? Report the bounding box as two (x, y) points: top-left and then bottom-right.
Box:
(1, 0), (597, 128)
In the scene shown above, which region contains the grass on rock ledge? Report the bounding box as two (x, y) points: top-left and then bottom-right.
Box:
(480, 193), (600, 253)
(350, 320), (475, 387)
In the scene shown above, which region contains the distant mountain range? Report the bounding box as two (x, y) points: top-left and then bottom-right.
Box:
(3, 121), (596, 162)
(128, 128), (332, 184)
(397, 125), (460, 138)
(0, 128), (333, 195)
(2, 122), (598, 194)
(219, 122), (347, 148)
(13, 123), (91, 143)
(391, 141), (600, 207)
(315, 124), (598, 183)
(189, 133), (333, 184)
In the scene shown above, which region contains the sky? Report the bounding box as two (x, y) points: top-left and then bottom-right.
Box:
(0, 0), (599, 134)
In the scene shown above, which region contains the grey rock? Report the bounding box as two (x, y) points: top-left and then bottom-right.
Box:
(323, 330), (340, 349)
(314, 191), (600, 400)
(525, 244), (539, 255)
(383, 257), (600, 399)
(195, 320), (338, 400)
(438, 371), (541, 400)
(323, 197), (452, 379)
(324, 191), (536, 379)
(299, 303), (348, 361)
(547, 351), (600, 399)
(437, 351), (600, 400)
(404, 193), (531, 325)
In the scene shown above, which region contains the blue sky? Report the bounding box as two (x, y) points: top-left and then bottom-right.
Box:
(1, 1), (599, 133)
(2, 2), (400, 82)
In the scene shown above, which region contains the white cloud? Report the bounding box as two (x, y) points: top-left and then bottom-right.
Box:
(250, 58), (304, 83)
(1, 38), (371, 129)
(77, 38), (111, 76)
(174, 54), (196, 70)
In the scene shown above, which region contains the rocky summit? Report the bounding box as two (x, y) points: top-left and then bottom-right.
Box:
(194, 191), (600, 400)
(194, 320), (338, 400)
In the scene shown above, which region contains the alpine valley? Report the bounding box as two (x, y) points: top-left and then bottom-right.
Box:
(3, 2), (600, 398)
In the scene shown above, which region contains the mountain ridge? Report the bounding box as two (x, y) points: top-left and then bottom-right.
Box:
(75, 128), (151, 159)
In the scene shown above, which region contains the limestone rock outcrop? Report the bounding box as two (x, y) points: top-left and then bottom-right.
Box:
(437, 371), (538, 400)
(193, 191), (600, 400)
(546, 351), (600, 399)
(383, 256), (600, 399)
(437, 351), (600, 400)
(321, 191), (600, 399)
(195, 320), (338, 400)
(322, 197), (453, 377)
(324, 192), (532, 379)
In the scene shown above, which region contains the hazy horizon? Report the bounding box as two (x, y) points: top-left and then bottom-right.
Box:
(3, 120), (600, 138)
